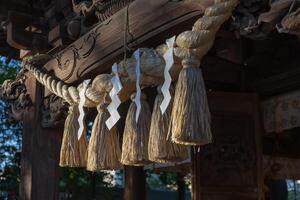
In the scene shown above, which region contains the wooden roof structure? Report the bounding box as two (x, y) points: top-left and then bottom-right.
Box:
(0, 0), (300, 200)
(0, 0), (299, 59)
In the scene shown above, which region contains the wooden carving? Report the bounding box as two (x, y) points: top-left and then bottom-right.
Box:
(45, 0), (212, 83)
(0, 75), (26, 100)
(199, 92), (263, 199)
(54, 22), (104, 81)
(201, 115), (256, 186)
(0, 73), (31, 121)
(41, 94), (68, 128)
(233, 0), (300, 39)
(72, 0), (134, 22)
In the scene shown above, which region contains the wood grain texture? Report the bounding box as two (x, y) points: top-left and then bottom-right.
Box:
(191, 92), (263, 200)
(20, 74), (37, 200)
(44, 0), (211, 84)
(192, 149), (201, 200)
(20, 73), (62, 200)
(124, 166), (146, 200)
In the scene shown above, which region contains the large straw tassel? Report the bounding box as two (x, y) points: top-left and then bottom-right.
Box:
(170, 57), (212, 146)
(59, 105), (88, 167)
(121, 92), (151, 166)
(148, 86), (188, 163)
(87, 102), (122, 171)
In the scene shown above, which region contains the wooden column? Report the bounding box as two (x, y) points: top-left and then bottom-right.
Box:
(177, 173), (186, 200)
(193, 92), (263, 200)
(124, 166), (146, 200)
(191, 149), (201, 200)
(20, 74), (62, 200)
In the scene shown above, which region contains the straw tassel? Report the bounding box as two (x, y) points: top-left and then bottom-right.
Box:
(148, 86), (188, 163)
(121, 92), (151, 166)
(170, 58), (212, 146)
(169, 0), (239, 146)
(59, 105), (88, 167)
(87, 102), (122, 171)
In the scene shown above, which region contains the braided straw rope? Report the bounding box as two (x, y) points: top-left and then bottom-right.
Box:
(20, 0), (240, 170)
(175, 0), (238, 59)
(23, 55), (108, 107)
(22, 50), (164, 107)
(170, 0), (238, 146)
(23, 0), (238, 108)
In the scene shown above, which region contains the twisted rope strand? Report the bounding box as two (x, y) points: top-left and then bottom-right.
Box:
(24, 59), (101, 107)
(175, 0), (238, 59)
(23, 0), (238, 108)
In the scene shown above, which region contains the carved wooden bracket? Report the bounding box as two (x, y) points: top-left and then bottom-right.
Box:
(6, 11), (51, 51)
(0, 73), (32, 121)
(41, 94), (68, 128)
(0, 73), (69, 127)
(0, 75), (26, 100)
(11, 92), (32, 121)
(72, 0), (134, 23)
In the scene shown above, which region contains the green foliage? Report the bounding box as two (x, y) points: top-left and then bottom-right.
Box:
(0, 56), (22, 198)
(0, 164), (20, 192)
(59, 168), (114, 190)
(59, 168), (122, 200)
(0, 58), (21, 84)
(146, 170), (186, 191)
(287, 180), (300, 200)
(59, 168), (91, 191)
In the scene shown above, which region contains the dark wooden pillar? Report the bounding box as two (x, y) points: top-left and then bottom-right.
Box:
(20, 74), (62, 200)
(191, 149), (201, 200)
(124, 166), (146, 200)
(177, 173), (186, 200)
(193, 92), (263, 200)
(20, 74), (37, 200)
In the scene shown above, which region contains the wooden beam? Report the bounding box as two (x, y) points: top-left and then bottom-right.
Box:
(250, 67), (300, 97)
(263, 130), (300, 159)
(202, 55), (242, 90)
(6, 11), (50, 51)
(263, 155), (300, 180)
(43, 0), (216, 84)
(0, 0), (33, 18)
(246, 36), (300, 96)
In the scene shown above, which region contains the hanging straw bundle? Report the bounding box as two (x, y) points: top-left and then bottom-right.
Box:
(87, 101), (122, 171)
(121, 92), (151, 166)
(170, 0), (238, 146)
(170, 58), (212, 146)
(148, 86), (188, 163)
(59, 105), (88, 167)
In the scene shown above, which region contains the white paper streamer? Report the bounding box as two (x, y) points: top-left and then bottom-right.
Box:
(106, 63), (123, 130)
(160, 36), (176, 114)
(77, 79), (91, 140)
(133, 49), (141, 123)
